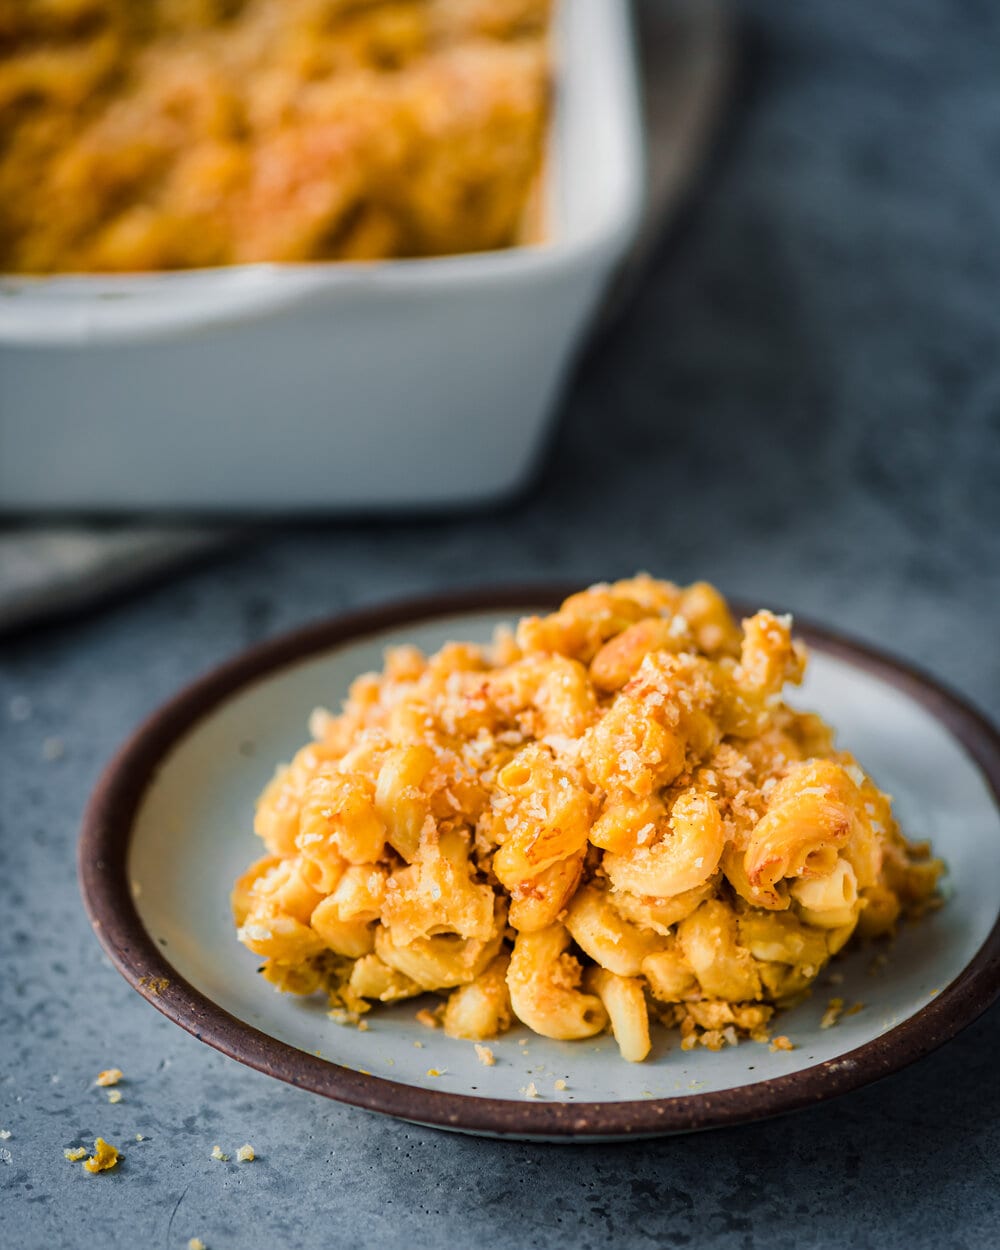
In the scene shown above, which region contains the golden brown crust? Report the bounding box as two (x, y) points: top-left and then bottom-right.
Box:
(0, 0), (551, 272)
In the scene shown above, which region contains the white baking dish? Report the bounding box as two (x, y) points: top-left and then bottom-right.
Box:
(0, 0), (643, 513)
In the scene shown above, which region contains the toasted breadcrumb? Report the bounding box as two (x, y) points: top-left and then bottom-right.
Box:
(64, 1146), (87, 1162)
(210, 1145), (229, 1162)
(521, 1082), (539, 1098)
(845, 1001), (865, 1017)
(236, 1144), (255, 1162)
(821, 998), (845, 1029)
(769, 1035), (794, 1053)
(474, 1044), (496, 1067)
(554, 1079), (568, 1092)
(96, 1069), (123, 1087)
(107, 1089), (123, 1104)
(83, 1138), (121, 1173)
(425, 1068), (444, 1078)
(189, 1239), (207, 1250)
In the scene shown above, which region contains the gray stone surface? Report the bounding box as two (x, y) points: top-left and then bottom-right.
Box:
(2, 0), (999, 1246)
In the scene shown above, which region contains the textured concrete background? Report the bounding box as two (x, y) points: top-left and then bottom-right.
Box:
(3, 1), (1000, 1246)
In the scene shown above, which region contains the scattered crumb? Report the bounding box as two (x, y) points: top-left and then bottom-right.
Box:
(42, 736), (65, 761)
(770, 1035), (795, 1053)
(415, 1008), (440, 1030)
(327, 1008), (361, 1027)
(138, 975), (170, 996)
(96, 1068), (123, 1087)
(425, 1068), (444, 1078)
(385, 1058), (395, 1067)
(357, 1020), (370, 1032)
(236, 1144), (255, 1163)
(210, 1145), (229, 1162)
(474, 1044), (495, 1067)
(106, 1089), (123, 1104)
(517, 1038), (528, 1046)
(189, 1239), (207, 1250)
(64, 1146), (87, 1162)
(845, 1001), (865, 1018)
(135, 1135), (145, 1142)
(521, 1082), (539, 1098)
(413, 1040), (425, 1049)
(553, 1079), (568, 1092)
(83, 1138), (121, 1173)
(0, 1130), (10, 1140)
(821, 998), (845, 1030)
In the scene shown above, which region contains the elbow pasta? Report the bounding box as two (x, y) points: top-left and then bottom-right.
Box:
(233, 578), (944, 1062)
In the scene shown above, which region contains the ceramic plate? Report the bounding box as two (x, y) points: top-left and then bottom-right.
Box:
(79, 588), (1000, 1141)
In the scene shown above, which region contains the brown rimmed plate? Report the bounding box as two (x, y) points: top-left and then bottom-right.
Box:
(79, 587), (1000, 1141)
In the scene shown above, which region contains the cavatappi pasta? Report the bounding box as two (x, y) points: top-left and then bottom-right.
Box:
(233, 578), (944, 1061)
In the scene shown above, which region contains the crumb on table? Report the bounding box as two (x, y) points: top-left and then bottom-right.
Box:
(521, 1082), (539, 1098)
(64, 1146), (87, 1162)
(210, 1145), (229, 1162)
(96, 1068), (123, 1087)
(83, 1138), (121, 1173)
(236, 1144), (255, 1163)
(188, 1239), (207, 1250)
(769, 1035), (795, 1053)
(474, 1044), (495, 1067)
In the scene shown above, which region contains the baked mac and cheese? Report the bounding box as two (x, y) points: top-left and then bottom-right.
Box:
(0, 0), (551, 273)
(233, 578), (943, 1061)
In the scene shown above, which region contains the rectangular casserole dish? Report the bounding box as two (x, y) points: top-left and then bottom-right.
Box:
(0, 0), (644, 513)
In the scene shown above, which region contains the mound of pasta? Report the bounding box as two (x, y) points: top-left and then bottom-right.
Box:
(233, 578), (943, 1062)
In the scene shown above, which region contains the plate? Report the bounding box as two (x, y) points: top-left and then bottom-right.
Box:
(79, 588), (1000, 1141)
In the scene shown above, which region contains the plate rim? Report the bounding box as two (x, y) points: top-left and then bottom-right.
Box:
(78, 584), (1000, 1139)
